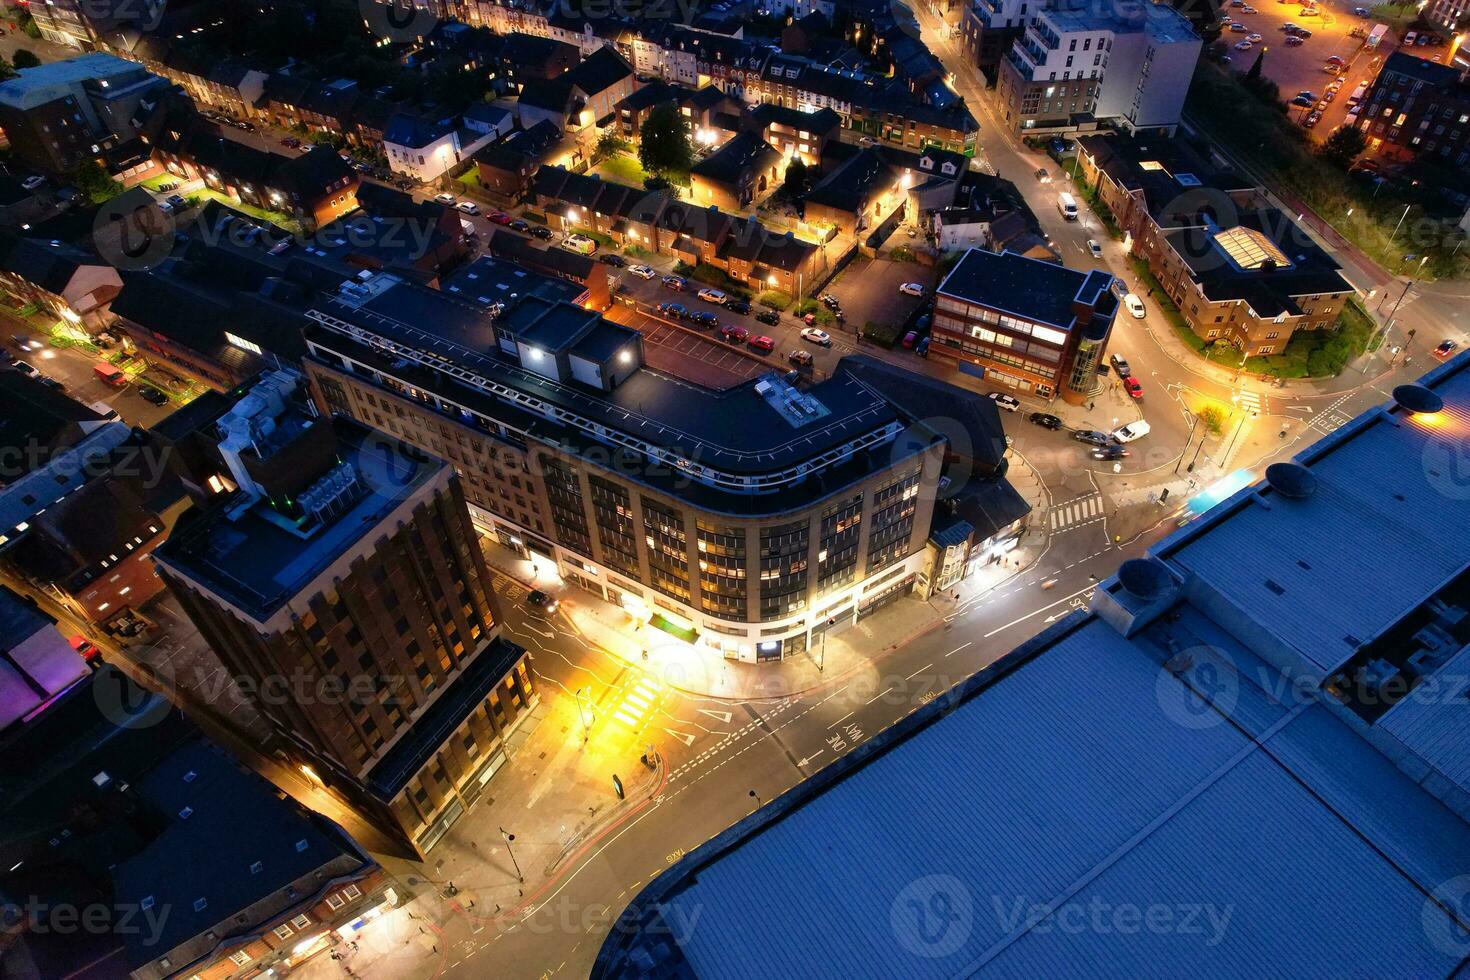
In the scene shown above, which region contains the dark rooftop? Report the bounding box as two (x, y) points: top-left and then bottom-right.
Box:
(1162, 208), (1352, 317)
(154, 416), (445, 623)
(309, 276), (903, 483)
(937, 248), (1116, 331)
(690, 131), (781, 185)
(367, 637), (526, 797)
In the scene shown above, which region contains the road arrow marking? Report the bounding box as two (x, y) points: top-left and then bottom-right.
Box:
(664, 728), (695, 746)
(798, 749), (826, 768)
(696, 708), (733, 723)
(1044, 613), (1067, 623)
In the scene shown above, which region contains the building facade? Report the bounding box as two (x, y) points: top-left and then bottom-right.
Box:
(1075, 133), (1353, 356)
(1355, 51), (1470, 171)
(995, 4), (1201, 134)
(154, 372), (536, 857)
(932, 247), (1118, 403)
(297, 271), (1015, 662)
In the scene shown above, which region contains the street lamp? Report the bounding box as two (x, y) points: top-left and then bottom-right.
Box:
(576, 686), (595, 742)
(500, 827), (524, 883)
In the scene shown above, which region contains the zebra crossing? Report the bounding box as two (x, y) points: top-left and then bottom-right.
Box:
(1236, 390), (1269, 417)
(1049, 493), (1106, 532)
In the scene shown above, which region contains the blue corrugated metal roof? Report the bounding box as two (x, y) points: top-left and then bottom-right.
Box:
(1166, 366), (1470, 677)
(638, 617), (1470, 979)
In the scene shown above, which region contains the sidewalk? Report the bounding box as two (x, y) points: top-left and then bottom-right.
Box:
(287, 691), (669, 980)
(479, 522), (1040, 703)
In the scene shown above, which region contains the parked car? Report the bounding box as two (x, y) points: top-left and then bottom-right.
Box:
(747, 334), (775, 353)
(1029, 412), (1063, 429)
(1112, 420), (1151, 443)
(12, 360), (37, 378)
(800, 327), (832, 346)
(788, 349), (814, 368)
(756, 309), (781, 326)
(629, 264), (657, 279)
(434, 193), (457, 206)
(820, 293), (842, 311)
(1073, 429), (1112, 446)
(898, 282), (925, 297)
(697, 287), (728, 304)
(1247, 32), (1263, 42)
(598, 253), (627, 267)
(720, 323), (749, 344)
(692, 311), (719, 328)
(1231, 23), (1248, 32)
(1285, 34), (1304, 45)
(658, 302), (687, 318)
(1434, 340), (1459, 358)
(915, 336), (929, 357)
(725, 298), (751, 315)
(509, 219), (531, 233)
(988, 392), (1022, 413)
(139, 386), (170, 406)
(1123, 376), (1144, 399)
(902, 330), (919, 348)
(1087, 239), (1103, 258)
(456, 201), (479, 215)
(1092, 445), (1130, 461)
(489, 210), (513, 225)
(1109, 353), (1131, 377)
(529, 224), (553, 240)
(1353, 5), (1369, 14)
(662, 275), (688, 290)
(1124, 293), (1146, 318)
(21, 175), (46, 191)
(1235, 39), (1254, 49)
(1291, 94), (1315, 108)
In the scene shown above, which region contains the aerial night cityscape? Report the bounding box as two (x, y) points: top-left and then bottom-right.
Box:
(0, 0), (1467, 973)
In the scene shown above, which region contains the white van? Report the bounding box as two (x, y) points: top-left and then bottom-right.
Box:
(1057, 192), (1079, 221)
(1113, 419), (1151, 443)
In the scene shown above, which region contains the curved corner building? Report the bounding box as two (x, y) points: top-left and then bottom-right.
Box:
(302, 266), (1013, 662)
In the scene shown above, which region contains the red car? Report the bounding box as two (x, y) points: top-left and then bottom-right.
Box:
(902, 331), (918, 348)
(69, 634), (102, 667)
(1434, 340), (1458, 359)
(1123, 376), (1143, 398)
(488, 211), (513, 225)
(747, 334), (775, 353)
(721, 324), (749, 344)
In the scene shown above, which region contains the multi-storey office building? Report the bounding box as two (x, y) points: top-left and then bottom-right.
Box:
(932, 248), (1118, 402)
(301, 269), (1014, 662)
(154, 371), (535, 857)
(995, 1), (1200, 134)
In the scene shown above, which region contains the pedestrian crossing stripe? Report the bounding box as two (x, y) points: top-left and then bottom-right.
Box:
(1050, 494), (1104, 530)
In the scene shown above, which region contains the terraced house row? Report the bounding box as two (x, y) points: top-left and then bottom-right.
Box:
(526, 166), (829, 298)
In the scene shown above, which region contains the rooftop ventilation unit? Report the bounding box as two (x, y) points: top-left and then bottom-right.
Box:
(1265, 462), (1317, 499)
